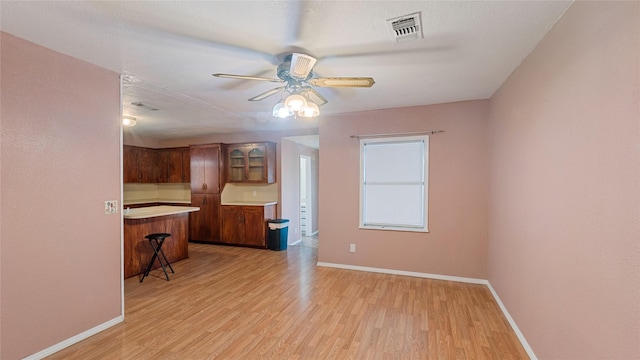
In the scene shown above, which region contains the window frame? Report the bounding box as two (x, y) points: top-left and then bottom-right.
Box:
(359, 135), (429, 233)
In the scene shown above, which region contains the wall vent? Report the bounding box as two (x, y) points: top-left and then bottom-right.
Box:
(131, 102), (159, 111)
(386, 12), (423, 43)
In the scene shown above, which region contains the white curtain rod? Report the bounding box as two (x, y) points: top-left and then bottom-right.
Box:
(349, 130), (445, 139)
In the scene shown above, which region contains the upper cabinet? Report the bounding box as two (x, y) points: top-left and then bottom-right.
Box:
(225, 142), (276, 184)
(190, 144), (223, 194)
(165, 147), (190, 183)
(123, 145), (156, 183)
(123, 145), (190, 183)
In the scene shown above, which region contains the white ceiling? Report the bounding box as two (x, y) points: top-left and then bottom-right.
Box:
(1, 1), (571, 140)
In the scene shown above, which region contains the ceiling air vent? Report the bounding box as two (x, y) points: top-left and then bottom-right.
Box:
(131, 102), (159, 111)
(386, 12), (423, 44)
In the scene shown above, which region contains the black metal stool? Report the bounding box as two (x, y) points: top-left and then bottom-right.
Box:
(140, 233), (174, 282)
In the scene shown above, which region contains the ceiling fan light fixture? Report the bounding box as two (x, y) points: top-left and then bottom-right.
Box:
(299, 101), (320, 118)
(122, 116), (137, 127)
(284, 94), (307, 112)
(272, 101), (292, 118)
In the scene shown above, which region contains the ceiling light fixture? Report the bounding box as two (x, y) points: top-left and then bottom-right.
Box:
(122, 116), (137, 127)
(274, 91), (320, 119)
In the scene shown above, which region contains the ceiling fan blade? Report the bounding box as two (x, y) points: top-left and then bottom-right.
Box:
(248, 86), (285, 102)
(289, 53), (317, 79)
(309, 77), (375, 88)
(304, 88), (328, 106)
(213, 73), (283, 83)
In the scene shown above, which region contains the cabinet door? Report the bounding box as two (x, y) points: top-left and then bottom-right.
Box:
(167, 149), (183, 183)
(156, 150), (169, 183)
(241, 207), (268, 247)
(190, 147), (205, 193)
(227, 146), (246, 182)
(203, 145), (220, 193)
(247, 145), (266, 182)
(181, 148), (190, 183)
(220, 205), (242, 244)
(190, 194), (220, 242)
(123, 146), (139, 183)
(138, 148), (156, 183)
(191, 145), (220, 193)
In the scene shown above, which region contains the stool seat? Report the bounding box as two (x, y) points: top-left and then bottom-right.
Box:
(145, 233), (171, 240)
(140, 233), (174, 282)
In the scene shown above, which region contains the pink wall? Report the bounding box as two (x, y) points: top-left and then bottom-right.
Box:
(1, 33), (122, 358)
(488, 2), (640, 358)
(318, 101), (490, 279)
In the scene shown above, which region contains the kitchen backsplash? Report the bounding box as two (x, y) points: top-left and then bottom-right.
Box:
(124, 183), (191, 205)
(221, 183), (278, 203)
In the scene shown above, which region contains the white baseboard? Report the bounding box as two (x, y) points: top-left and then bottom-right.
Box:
(486, 282), (537, 360)
(289, 238), (302, 246)
(316, 262), (487, 285)
(23, 315), (124, 360)
(316, 262), (535, 359)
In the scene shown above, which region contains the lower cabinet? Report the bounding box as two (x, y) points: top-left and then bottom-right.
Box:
(123, 213), (189, 279)
(189, 194), (221, 243)
(220, 204), (276, 248)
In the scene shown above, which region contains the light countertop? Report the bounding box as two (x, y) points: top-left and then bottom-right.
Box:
(221, 201), (277, 206)
(123, 205), (200, 219)
(123, 200), (191, 206)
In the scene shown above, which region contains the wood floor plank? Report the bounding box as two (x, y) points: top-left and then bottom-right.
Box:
(45, 243), (528, 359)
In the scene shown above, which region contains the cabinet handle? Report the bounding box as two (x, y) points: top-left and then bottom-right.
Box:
(202, 183), (207, 191)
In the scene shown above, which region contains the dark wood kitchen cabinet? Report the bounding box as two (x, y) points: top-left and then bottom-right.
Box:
(123, 145), (155, 183)
(156, 149), (170, 183)
(220, 204), (276, 248)
(181, 147), (191, 183)
(189, 144), (224, 242)
(123, 146), (189, 183)
(189, 194), (221, 243)
(225, 142), (276, 184)
(123, 145), (139, 183)
(166, 147), (190, 183)
(190, 144), (223, 194)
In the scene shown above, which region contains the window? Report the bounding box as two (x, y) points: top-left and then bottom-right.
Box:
(359, 135), (429, 232)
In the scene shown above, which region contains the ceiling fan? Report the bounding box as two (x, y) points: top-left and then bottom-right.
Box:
(213, 53), (375, 118)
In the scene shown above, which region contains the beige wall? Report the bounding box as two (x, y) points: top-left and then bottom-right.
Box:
(318, 101), (490, 279)
(488, 2), (640, 358)
(1, 33), (122, 358)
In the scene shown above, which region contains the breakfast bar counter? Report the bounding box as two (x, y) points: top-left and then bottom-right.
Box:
(123, 206), (199, 279)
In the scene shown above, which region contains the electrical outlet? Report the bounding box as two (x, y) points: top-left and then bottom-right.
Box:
(350, 244), (356, 253)
(252, 190), (257, 197)
(104, 200), (118, 214)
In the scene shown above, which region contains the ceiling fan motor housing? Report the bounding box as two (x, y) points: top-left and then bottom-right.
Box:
(277, 60), (312, 83)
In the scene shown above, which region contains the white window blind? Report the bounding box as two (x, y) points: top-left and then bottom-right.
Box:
(360, 135), (429, 232)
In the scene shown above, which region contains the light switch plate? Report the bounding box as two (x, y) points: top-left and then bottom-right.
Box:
(104, 200), (118, 214)
(350, 244), (356, 253)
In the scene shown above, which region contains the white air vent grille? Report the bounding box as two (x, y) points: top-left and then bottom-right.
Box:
(386, 12), (423, 43)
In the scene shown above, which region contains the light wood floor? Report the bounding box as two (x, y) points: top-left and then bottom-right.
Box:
(47, 243), (528, 359)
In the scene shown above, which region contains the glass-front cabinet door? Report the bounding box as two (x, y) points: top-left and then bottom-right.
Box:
(247, 147), (265, 181)
(228, 148), (245, 182)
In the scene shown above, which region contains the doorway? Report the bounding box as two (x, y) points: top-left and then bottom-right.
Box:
(300, 155), (312, 236)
